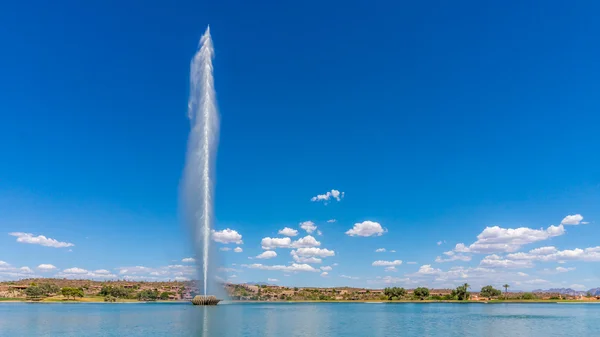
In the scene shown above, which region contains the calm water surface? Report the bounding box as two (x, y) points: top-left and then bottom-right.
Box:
(1, 302), (599, 336)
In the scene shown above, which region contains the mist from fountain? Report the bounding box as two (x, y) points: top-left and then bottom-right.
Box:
(182, 25), (219, 296)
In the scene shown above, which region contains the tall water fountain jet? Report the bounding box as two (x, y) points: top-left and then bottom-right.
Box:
(182, 25), (219, 297)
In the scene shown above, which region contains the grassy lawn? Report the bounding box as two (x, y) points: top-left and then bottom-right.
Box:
(39, 295), (138, 303)
(0, 298), (25, 301)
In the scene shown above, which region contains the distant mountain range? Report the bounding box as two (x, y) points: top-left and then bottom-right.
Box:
(532, 288), (600, 296)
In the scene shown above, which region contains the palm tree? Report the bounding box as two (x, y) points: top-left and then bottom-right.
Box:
(503, 284), (510, 299)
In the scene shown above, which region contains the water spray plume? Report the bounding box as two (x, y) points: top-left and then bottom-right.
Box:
(183, 25), (219, 296)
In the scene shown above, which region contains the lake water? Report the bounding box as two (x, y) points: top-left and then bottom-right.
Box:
(1, 302), (599, 336)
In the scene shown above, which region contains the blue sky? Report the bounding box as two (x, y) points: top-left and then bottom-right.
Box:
(1, 0), (599, 291)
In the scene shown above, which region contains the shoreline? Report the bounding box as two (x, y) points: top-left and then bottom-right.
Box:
(1, 299), (598, 304)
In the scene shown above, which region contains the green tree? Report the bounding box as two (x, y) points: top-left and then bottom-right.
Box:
(138, 290), (159, 301)
(160, 292), (170, 300)
(25, 286), (45, 300)
(452, 284), (470, 301)
(39, 283), (60, 296)
(413, 287), (430, 300)
(480, 285), (501, 300)
(61, 287), (84, 300)
(521, 292), (537, 300)
(384, 287), (407, 300)
(503, 284), (510, 298)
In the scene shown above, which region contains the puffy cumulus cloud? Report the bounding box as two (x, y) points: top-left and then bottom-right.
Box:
(385, 266), (397, 272)
(415, 264), (442, 275)
(311, 189), (344, 203)
(453, 225), (565, 254)
(57, 267), (117, 279)
(320, 266), (332, 271)
(300, 221), (317, 234)
(242, 263), (319, 273)
(278, 227), (298, 237)
(479, 254), (534, 269)
(268, 278), (279, 282)
(372, 260), (403, 267)
(211, 229), (243, 244)
(256, 251), (277, 259)
(9, 232), (74, 248)
(506, 246), (600, 262)
(292, 256), (322, 264)
(182, 257), (196, 263)
(375, 248), (386, 252)
(292, 235), (321, 248)
(0, 262), (36, 280)
(345, 221), (386, 237)
(320, 272), (329, 277)
(234, 247), (243, 253)
(261, 237), (292, 250)
(37, 264), (57, 271)
(292, 247), (335, 258)
(561, 214), (584, 225)
(261, 235), (321, 250)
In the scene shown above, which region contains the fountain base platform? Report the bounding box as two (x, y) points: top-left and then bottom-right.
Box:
(191, 295), (221, 305)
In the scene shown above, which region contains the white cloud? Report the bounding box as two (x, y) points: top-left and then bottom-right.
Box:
(0, 261), (8, 266)
(375, 248), (386, 252)
(212, 229), (243, 244)
(278, 227), (298, 237)
(317, 230), (323, 236)
(340, 275), (359, 280)
(292, 235), (321, 248)
(479, 254), (534, 269)
(37, 264), (57, 271)
(561, 214), (584, 225)
(220, 247), (231, 251)
(293, 256), (322, 264)
(311, 189), (344, 203)
(19, 267), (33, 273)
(437, 241), (443, 246)
(261, 237), (292, 249)
(320, 266), (332, 271)
(256, 251), (277, 259)
(9, 232), (74, 248)
(453, 224), (565, 254)
(262, 235), (323, 250)
(415, 264), (442, 275)
(556, 266), (575, 273)
(63, 267), (88, 274)
(320, 272), (329, 277)
(372, 260), (402, 267)
(345, 221), (386, 237)
(517, 272), (528, 276)
(57, 267), (117, 279)
(570, 284), (587, 290)
(292, 247), (335, 258)
(268, 278), (279, 282)
(385, 266), (398, 272)
(234, 247), (243, 253)
(435, 254), (472, 263)
(327, 219), (336, 223)
(406, 261), (417, 264)
(390, 250), (396, 253)
(507, 246), (600, 262)
(182, 257), (196, 263)
(243, 263), (319, 273)
(300, 221), (317, 234)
